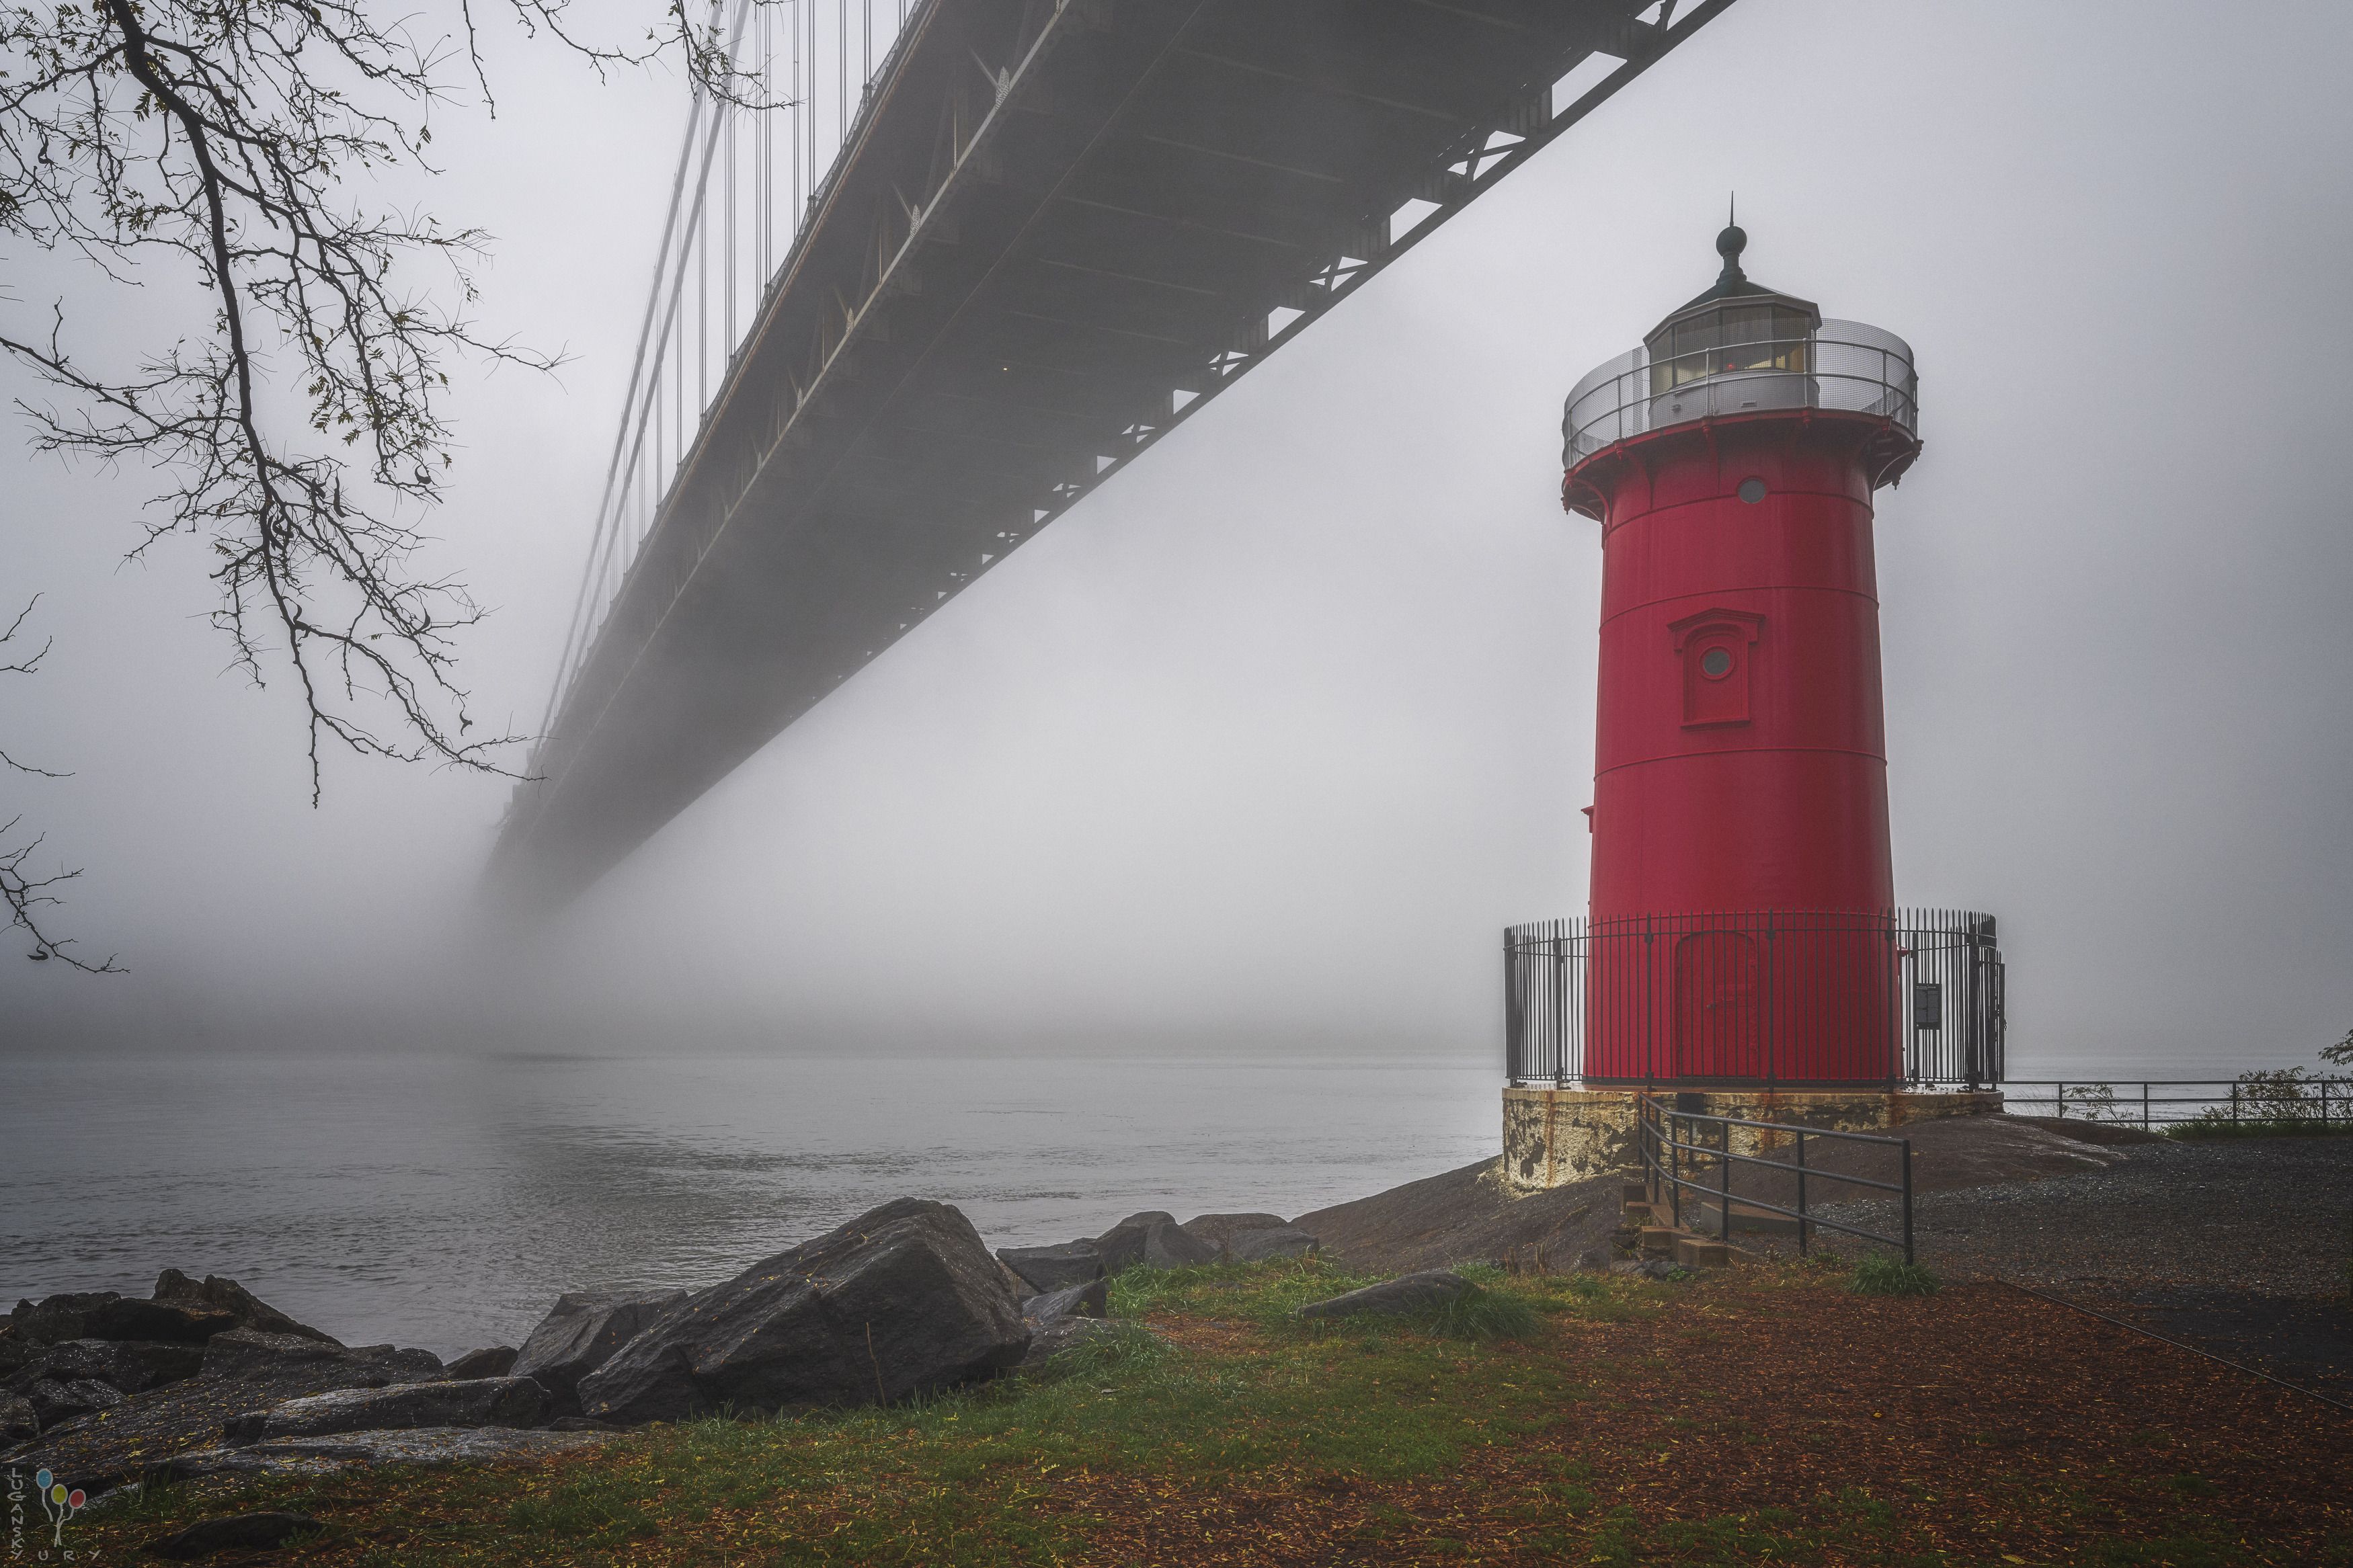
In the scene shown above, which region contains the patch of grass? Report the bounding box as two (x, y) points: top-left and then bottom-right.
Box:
(1421, 1281), (1542, 1342)
(1849, 1252), (1941, 1297)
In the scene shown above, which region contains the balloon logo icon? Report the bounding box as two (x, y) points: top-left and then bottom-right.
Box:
(33, 1465), (88, 1546)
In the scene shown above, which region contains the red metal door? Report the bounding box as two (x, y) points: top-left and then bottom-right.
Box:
(1673, 930), (1760, 1079)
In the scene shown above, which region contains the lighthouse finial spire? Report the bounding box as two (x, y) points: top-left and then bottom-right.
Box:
(1716, 197), (1747, 287)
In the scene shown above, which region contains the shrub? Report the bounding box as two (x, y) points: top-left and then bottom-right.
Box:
(1847, 1253), (1940, 1297)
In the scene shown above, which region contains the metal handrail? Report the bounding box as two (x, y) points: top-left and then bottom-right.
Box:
(1636, 1094), (1915, 1264)
(2001, 1078), (2352, 1131)
(1562, 318), (1918, 464)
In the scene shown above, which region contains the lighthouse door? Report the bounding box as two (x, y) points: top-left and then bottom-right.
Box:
(1673, 930), (1761, 1079)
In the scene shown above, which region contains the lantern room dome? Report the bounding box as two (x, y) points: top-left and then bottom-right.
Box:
(1562, 224), (1918, 478)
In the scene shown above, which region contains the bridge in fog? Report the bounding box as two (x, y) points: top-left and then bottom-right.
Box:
(489, 0), (1739, 908)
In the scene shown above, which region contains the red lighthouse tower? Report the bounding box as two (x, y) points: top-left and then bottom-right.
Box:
(1560, 224), (1923, 1085)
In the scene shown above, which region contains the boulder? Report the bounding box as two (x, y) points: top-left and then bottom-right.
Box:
(997, 1244), (1105, 1294)
(7, 1292), (124, 1345)
(5, 1338), (206, 1396)
(0, 1392), (37, 1444)
(511, 1290), (686, 1415)
(1295, 1270), (1480, 1321)
(200, 1330), (442, 1388)
(577, 1198), (1028, 1425)
(152, 1270), (339, 1345)
(1092, 1212), (1219, 1274)
(1021, 1279), (1109, 1325)
(255, 1376), (550, 1440)
(145, 1511), (322, 1559)
(7, 1290), (243, 1348)
(1180, 1212), (1291, 1253)
(1019, 1316), (1123, 1368)
(24, 1376), (125, 1427)
(442, 1346), (518, 1380)
(6, 1329), (444, 1495)
(1229, 1226), (1319, 1263)
(159, 1426), (609, 1483)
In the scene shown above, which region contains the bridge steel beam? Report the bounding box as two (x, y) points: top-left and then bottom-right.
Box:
(491, 0), (1741, 909)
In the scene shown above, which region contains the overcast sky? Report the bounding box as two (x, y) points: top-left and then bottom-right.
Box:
(3, 1), (2348, 1077)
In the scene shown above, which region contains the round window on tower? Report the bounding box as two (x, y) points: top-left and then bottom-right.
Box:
(1737, 477), (1767, 504)
(1700, 647), (1734, 679)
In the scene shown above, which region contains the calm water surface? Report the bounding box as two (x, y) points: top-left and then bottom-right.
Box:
(0, 1051), (1495, 1355)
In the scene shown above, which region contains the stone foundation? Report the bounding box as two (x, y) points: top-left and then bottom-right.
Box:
(1501, 1085), (2002, 1194)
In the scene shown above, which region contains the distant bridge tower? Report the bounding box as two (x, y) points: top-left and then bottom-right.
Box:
(1560, 222), (1924, 1084)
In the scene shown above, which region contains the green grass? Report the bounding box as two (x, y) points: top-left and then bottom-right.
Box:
(1847, 1252), (1941, 1297)
(65, 1258), (2338, 1568)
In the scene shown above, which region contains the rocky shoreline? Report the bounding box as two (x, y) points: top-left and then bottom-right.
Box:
(2, 1193), (1482, 1501)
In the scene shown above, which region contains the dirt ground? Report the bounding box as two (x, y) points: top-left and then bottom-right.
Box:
(1061, 1274), (2353, 1566)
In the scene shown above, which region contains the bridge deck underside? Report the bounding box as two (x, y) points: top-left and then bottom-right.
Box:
(493, 0), (1722, 907)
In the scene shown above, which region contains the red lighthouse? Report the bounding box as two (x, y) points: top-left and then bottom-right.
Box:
(1560, 224), (1923, 1085)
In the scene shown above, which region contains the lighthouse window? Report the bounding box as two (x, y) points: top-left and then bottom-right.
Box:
(1737, 477), (1767, 504)
(1700, 647), (1734, 678)
(1648, 304), (1813, 393)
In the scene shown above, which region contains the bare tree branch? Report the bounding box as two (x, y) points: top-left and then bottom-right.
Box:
(0, 0), (787, 802)
(0, 598), (116, 968)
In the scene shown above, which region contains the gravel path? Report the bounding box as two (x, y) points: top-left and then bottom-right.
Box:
(1761, 1134), (2353, 1401)
(1800, 1134), (2353, 1294)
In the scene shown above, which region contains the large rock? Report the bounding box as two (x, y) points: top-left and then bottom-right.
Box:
(443, 1346), (518, 1380)
(7, 1291), (121, 1344)
(7, 1281), (306, 1349)
(4, 1329), (444, 1495)
(1295, 1270), (1480, 1321)
(160, 1426), (610, 1483)
(200, 1330), (442, 1387)
(4, 1337), (206, 1396)
(1230, 1227), (1319, 1263)
(512, 1290), (686, 1415)
(1021, 1279), (1109, 1326)
(146, 1512), (322, 1559)
(252, 1377), (550, 1440)
(997, 1244), (1106, 1294)
(1092, 1212), (1220, 1274)
(24, 1376), (125, 1427)
(152, 1270), (339, 1345)
(577, 1198), (1028, 1424)
(143, 1504), (320, 1561)
(1180, 1212), (1291, 1253)
(0, 1393), (34, 1444)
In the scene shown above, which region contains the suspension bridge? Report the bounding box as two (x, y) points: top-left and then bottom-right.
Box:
(488, 0), (1739, 908)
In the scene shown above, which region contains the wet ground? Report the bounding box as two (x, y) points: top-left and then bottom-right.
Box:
(1776, 1126), (2353, 1406)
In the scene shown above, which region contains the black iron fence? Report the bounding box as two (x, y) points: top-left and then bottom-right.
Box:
(1507, 909), (2003, 1089)
(2001, 1075), (2353, 1132)
(1636, 1094), (1916, 1264)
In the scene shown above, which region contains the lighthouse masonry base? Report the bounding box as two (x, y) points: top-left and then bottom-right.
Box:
(1500, 1085), (2003, 1195)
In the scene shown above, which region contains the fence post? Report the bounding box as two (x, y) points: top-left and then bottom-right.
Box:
(2057, 1081), (2067, 1118)
(2142, 1083), (2151, 1131)
(1795, 1129), (1810, 1256)
(2232, 1082), (2241, 1125)
(1901, 1140), (1915, 1267)
(1720, 1119), (1732, 1245)
(1670, 1111), (1683, 1231)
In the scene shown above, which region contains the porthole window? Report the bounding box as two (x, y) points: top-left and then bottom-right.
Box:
(1737, 477), (1767, 505)
(1700, 647), (1734, 679)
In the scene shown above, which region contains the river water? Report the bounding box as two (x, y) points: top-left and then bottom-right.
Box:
(0, 1050), (1497, 1356)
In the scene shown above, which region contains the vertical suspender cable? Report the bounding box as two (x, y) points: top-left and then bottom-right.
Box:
(723, 98), (736, 368)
